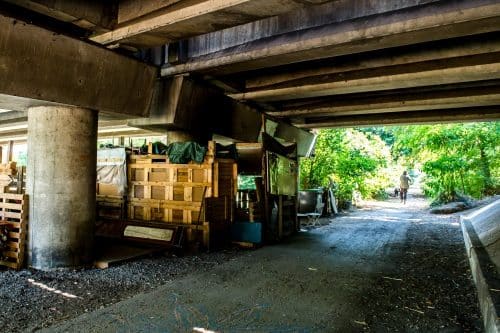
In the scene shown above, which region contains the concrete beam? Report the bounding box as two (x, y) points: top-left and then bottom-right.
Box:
(2, 0), (116, 31)
(295, 107), (500, 129)
(0, 111), (28, 124)
(269, 87), (500, 118)
(162, 0), (500, 76)
(245, 36), (500, 90)
(229, 56), (500, 101)
(118, 0), (183, 25)
(128, 75), (265, 143)
(186, 0), (441, 59)
(91, 0), (320, 48)
(0, 14), (157, 117)
(0, 118), (159, 144)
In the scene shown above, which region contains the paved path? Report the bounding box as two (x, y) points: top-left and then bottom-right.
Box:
(43, 196), (481, 332)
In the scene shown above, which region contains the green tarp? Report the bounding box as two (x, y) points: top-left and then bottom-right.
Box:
(166, 142), (207, 164)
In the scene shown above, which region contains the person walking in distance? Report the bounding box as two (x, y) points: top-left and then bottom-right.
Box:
(399, 171), (412, 204)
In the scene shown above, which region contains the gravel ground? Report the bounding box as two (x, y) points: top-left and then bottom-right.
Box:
(0, 249), (242, 332)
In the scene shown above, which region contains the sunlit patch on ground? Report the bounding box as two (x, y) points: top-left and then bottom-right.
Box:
(27, 279), (80, 299)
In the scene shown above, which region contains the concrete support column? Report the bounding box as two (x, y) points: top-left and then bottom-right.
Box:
(27, 106), (97, 270)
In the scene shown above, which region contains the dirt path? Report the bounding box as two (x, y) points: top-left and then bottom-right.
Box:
(37, 195), (482, 332)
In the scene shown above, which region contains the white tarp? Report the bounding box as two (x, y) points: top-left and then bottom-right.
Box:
(96, 148), (127, 195)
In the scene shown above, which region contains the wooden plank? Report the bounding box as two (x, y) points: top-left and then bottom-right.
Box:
(6, 241), (20, 249)
(0, 203), (24, 210)
(4, 250), (19, 259)
(0, 219), (22, 227)
(0, 193), (27, 200)
(128, 163), (212, 169)
(130, 181), (212, 187)
(0, 260), (17, 269)
(1, 211), (24, 219)
(206, 168), (213, 197)
(183, 169), (193, 223)
(213, 162), (219, 197)
(94, 245), (159, 270)
(129, 199), (202, 209)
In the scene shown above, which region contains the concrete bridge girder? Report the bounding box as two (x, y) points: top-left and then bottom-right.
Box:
(269, 87), (500, 118)
(0, 14), (157, 117)
(157, 0), (500, 127)
(161, 0), (500, 76)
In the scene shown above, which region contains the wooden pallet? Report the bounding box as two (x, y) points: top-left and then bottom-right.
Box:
(0, 193), (28, 270)
(97, 195), (126, 220)
(126, 142), (236, 249)
(128, 164), (213, 223)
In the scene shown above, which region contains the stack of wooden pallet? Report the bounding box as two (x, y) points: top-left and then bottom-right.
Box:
(128, 156), (213, 223)
(0, 193), (28, 270)
(127, 142), (237, 248)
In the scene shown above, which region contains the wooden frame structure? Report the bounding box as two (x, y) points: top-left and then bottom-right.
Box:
(125, 142), (237, 248)
(0, 193), (28, 270)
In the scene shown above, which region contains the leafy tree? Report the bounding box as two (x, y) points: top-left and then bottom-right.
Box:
(302, 122), (498, 207)
(393, 122), (499, 203)
(300, 128), (392, 204)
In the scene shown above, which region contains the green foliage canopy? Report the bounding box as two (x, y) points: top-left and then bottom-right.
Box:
(300, 129), (392, 201)
(393, 122), (499, 202)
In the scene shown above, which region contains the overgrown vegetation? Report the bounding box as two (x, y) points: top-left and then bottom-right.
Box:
(300, 122), (499, 206)
(300, 129), (393, 206)
(392, 122), (499, 205)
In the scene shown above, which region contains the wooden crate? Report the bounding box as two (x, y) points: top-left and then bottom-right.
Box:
(0, 193), (28, 270)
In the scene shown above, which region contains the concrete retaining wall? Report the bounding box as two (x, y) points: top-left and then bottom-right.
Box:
(461, 199), (500, 333)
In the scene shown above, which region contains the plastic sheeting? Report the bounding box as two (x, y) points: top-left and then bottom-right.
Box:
(96, 148), (127, 195)
(166, 142), (207, 164)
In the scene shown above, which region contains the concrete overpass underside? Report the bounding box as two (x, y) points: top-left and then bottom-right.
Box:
(0, 0), (499, 269)
(160, 0), (500, 128)
(1, 0), (499, 135)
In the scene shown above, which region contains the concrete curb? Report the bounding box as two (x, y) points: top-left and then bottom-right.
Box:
(461, 200), (500, 333)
